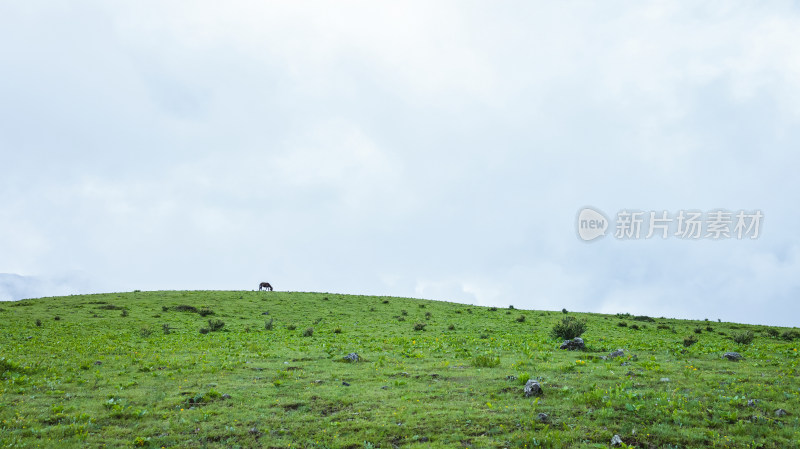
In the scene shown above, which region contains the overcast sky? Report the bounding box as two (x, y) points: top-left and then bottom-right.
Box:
(1, 2), (799, 327)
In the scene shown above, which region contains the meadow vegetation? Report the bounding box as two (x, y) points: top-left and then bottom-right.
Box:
(0, 291), (799, 448)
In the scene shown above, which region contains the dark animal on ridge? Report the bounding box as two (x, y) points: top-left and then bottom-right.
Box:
(259, 282), (273, 291)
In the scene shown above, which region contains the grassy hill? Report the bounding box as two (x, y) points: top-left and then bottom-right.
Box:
(0, 291), (799, 448)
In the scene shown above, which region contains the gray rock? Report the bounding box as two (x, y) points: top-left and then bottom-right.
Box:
(723, 352), (743, 361)
(559, 337), (585, 351)
(747, 399), (759, 407)
(775, 408), (788, 417)
(343, 353), (360, 362)
(506, 375), (518, 381)
(611, 434), (623, 447)
(536, 413), (549, 423)
(608, 349), (625, 359)
(660, 377), (670, 382)
(524, 379), (543, 397)
(620, 362), (631, 366)
(221, 394), (231, 400)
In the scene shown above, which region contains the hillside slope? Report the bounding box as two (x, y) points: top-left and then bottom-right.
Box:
(1, 291), (799, 448)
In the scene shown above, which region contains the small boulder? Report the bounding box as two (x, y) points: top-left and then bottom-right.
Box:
(221, 394), (231, 400)
(775, 408), (788, 417)
(523, 379), (543, 397)
(559, 337), (585, 351)
(536, 412), (549, 423)
(723, 352), (743, 361)
(660, 377), (670, 382)
(747, 399), (759, 407)
(611, 434), (623, 447)
(343, 353), (360, 362)
(608, 349), (625, 359)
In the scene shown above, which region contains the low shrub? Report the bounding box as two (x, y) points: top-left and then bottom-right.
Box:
(448, 324), (455, 330)
(198, 308), (214, 317)
(732, 331), (755, 345)
(264, 319), (274, 331)
(208, 319), (225, 332)
(303, 327), (314, 337)
(683, 335), (698, 347)
(781, 330), (800, 341)
(286, 324), (297, 331)
(516, 315), (526, 323)
(414, 323), (427, 331)
(551, 316), (587, 340)
(633, 315), (655, 322)
(618, 321), (628, 327)
(472, 354), (500, 368)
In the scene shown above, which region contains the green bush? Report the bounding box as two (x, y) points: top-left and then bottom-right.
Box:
(732, 331), (755, 345)
(683, 335), (698, 347)
(413, 323), (427, 331)
(303, 327), (314, 337)
(264, 318), (274, 330)
(208, 319), (225, 332)
(516, 315), (526, 323)
(472, 354), (500, 368)
(551, 316), (587, 340)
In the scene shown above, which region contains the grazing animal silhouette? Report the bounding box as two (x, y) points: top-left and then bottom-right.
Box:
(259, 282), (273, 291)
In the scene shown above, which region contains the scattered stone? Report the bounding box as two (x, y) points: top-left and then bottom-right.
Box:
(343, 353), (360, 362)
(747, 399), (759, 407)
(723, 352), (743, 361)
(221, 394), (231, 400)
(611, 434), (623, 447)
(536, 413), (549, 423)
(420, 437), (429, 442)
(312, 380), (323, 384)
(248, 427), (261, 436)
(625, 371), (636, 377)
(559, 337), (585, 351)
(342, 381), (350, 386)
(506, 375), (517, 381)
(620, 362), (631, 366)
(775, 409), (788, 417)
(608, 349), (625, 359)
(381, 386), (389, 390)
(261, 312), (270, 315)
(94, 361), (102, 366)
(524, 379), (543, 397)
(660, 377), (670, 382)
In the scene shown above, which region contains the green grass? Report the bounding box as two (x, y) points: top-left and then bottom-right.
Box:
(0, 291), (799, 448)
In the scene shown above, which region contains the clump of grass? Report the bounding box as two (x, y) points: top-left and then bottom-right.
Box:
(303, 327), (314, 337)
(139, 327), (153, 338)
(208, 319), (225, 332)
(683, 335), (698, 347)
(472, 354), (500, 368)
(413, 323), (427, 331)
(199, 327), (210, 334)
(418, 304), (425, 309)
(551, 316), (587, 340)
(732, 331), (755, 345)
(618, 321), (628, 327)
(98, 304), (124, 310)
(694, 328), (703, 334)
(162, 324), (172, 335)
(54, 315), (61, 321)
(121, 310), (128, 317)
(425, 312), (432, 320)
(265, 318), (274, 331)
(287, 324), (297, 331)
(630, 324), (640, 330)
(198, 308), (214, 317)
(35, 319), (42, 327)
(448, 324), (455, 330)
(516, 315), (526, 323)
(706, 325), (714, 332)
(781, 330), (800, 341)
(400, 310), (408, 316)
(657, 324), (671, 330)
(333, 327), (342, 334)
(173, 305), (198, 313)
